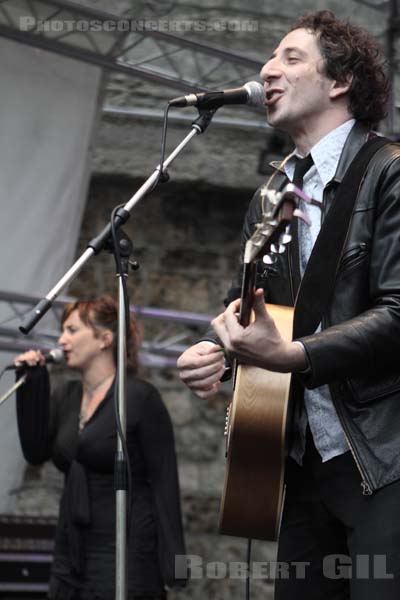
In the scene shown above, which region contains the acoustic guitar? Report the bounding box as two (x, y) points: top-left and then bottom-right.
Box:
(218, 183), (309, 541)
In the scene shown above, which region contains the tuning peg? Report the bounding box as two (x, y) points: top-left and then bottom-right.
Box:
(270, 244), (286, 254)
(279, 233), (292, 245)
(279, 225), (292, 245)
(293, 208), (312, 226)
(262, 254), (277, 265)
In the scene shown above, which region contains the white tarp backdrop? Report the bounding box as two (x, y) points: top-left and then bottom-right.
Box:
(0, 36), (101, 512)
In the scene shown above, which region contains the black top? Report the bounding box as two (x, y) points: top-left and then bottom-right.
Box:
(16, 367), (186, 598)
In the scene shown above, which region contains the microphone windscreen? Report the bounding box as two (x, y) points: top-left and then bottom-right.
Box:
(47, 348), (64, 364)
(244, 81), (265, 108)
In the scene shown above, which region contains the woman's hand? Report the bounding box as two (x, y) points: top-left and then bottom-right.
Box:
(14, 349), (46, 368)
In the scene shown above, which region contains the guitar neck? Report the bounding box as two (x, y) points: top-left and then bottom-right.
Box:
(239, 262), (257, 327)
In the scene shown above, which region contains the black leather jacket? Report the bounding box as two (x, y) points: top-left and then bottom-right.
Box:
(226, 122), (400, 494)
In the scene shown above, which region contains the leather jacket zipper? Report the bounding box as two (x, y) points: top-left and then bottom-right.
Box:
(326, 353), (374, 496)
(335, 408), (374, 495)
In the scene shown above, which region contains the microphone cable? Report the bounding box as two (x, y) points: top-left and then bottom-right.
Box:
(149, 102), (171, 192)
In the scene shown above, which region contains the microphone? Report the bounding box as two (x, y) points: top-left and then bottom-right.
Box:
(168, 81), (265, 110)
(6, 348), (64, 371)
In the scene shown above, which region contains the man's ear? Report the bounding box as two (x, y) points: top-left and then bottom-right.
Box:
(330, 74), (353, 99)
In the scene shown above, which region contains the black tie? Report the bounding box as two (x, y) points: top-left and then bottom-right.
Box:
(292, 154), (313, 188)
(290, 154), (314, 295)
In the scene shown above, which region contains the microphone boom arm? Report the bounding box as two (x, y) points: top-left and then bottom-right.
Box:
(19, 109), (216, 334)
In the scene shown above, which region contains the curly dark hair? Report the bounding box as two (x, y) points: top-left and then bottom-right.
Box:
(61, 295), (141, 373)
(290, 10), (390, 127)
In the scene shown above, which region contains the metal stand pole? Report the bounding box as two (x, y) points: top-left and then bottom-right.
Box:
(114, 232), (132, 600)
(115, 278), (127, 600)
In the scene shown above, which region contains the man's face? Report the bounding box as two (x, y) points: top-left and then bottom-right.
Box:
(260, 28), (337, 137)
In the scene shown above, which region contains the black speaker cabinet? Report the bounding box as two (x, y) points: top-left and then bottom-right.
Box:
(0, 515), (56, 595)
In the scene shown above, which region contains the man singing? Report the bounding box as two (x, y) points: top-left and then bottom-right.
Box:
(177, 10), (400, 600)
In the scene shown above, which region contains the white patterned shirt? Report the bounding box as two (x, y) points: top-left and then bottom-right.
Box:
(283, 119), (356, 463)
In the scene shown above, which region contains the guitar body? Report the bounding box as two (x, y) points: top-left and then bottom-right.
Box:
(219, 304), (294, 541)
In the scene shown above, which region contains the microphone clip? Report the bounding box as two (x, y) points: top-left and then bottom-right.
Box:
(192, 109), (217, 134)
(157, 168), (170, 183)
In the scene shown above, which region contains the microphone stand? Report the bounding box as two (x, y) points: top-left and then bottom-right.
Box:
(18, 108), (216, 600)
(0, 373), (27, 406)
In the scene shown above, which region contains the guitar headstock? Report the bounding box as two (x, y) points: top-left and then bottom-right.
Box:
(243, 183), (311, 265)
